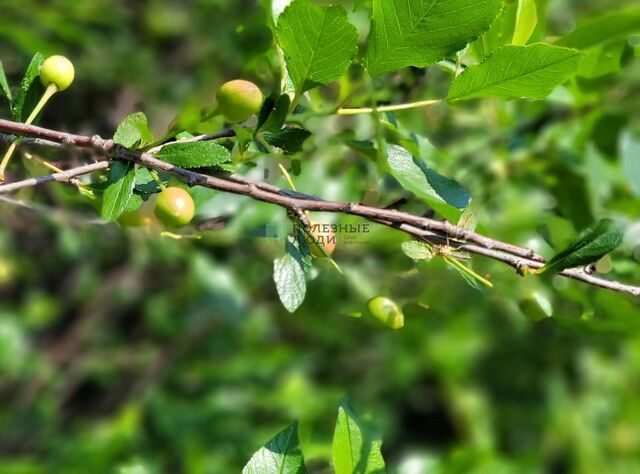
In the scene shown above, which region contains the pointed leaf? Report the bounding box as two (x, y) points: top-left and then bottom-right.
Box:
(332, 407), (386, 474)
(101, 161), (136, 222)
(386, 145), (469, 220)
(11, 52), (44, 122)
(448, 44), (583, 101)
(276, 0), (358, 94)
(155, 141), (231, 169)
(365, 0), (502, 76)
(0, 60), (11, 102)
(242, 422), (306, 474)
(401, 241), (434, 261)
(539, 218), (623, 274)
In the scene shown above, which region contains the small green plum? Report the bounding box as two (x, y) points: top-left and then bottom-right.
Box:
(216, 79), (263, 123)
(366, 296), (404, 329)
(154, 187), (195, 227)
(40, 55), (75, 91)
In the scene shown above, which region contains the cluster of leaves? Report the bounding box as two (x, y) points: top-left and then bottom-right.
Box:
(243, 406), (384, 474)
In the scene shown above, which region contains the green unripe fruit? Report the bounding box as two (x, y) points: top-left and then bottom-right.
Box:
(40, 55), (75, 91)
(154, 187), (195, 227)
(366, 296), (404, 329)
(216, 79), (263, 123)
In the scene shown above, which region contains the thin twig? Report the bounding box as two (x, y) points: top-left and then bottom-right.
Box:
(0, 118), (637, 296)
(0, 161), (108, 194)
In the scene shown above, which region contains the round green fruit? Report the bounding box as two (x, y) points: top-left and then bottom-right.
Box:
(40, 55), (75, 91)
(154, 187), (195, 227)
(216, 79), (263, 123)
(366, 296), (404, 329)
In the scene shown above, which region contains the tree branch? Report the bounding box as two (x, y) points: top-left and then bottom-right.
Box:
(0, 118), (638, 296)
(0, 160), (108, 194)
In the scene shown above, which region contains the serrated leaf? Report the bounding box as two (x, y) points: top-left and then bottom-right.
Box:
(555, 5), (640, 51)
(401, 241), (434, 261)
(0, 60), (11, 102)
(264, 128), (311, 154)
(155, 141), (231, 169)
(332, 407), (386, 474)
(447, 44), (583, 101)
(538, 218), (623, 275)
(11, 52), (44, 122)
(101, 161), (136, 222)
(386, 145), (469, 220)
(365, 0), (502, 76)
(276, 0), (358, 94)
(113, 112), (152, 148)
(512, 0), (537, 46)
(242, 422), (306, 474)
(274, 242), (307, 313)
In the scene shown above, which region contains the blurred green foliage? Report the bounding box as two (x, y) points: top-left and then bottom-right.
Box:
(0, 0), (639, 473)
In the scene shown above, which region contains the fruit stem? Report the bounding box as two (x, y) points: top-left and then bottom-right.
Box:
(0, 83), (59, 181)
(336, 99), (441, 116)
(278, 164), (297, 191)
(150, 169), (166, 190)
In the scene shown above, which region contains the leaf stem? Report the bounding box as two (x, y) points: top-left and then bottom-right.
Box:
(443, 255), (494, 289)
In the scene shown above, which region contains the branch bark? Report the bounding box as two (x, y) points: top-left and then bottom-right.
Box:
(0, 118), (638, 296)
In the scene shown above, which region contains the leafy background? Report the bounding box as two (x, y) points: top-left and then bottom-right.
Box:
(0, 0), (639, 473)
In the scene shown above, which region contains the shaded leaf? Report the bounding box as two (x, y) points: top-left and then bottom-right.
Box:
(11, 52), (44, 122)
(264, 128), (311, 154)
(539, 218), (623, 274)
(332, 406), (386, 474)
(242, 422), (306, 474)
(155, 141), (231, 169)
(386, 145), (470, 220)
(101, 161), (136, 222)
(276, 0), (358, 94)
(448, 44), (583, 101)
(621, 131), (640, 196)
(0, 60), (11, 102)
(365, 0), (502, 76)
(259, 94), (292, 133)
(555, 5), (640, 50)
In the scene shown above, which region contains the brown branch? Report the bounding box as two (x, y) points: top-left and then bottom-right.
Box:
(0, 160), (109, 193)
(0, 118), (638, 296)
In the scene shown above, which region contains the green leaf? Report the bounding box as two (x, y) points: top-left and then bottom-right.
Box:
(538, 218), (624, 275)
(386, 145), (469, 220)
(401, 241), (434, 261)
(259, 94), (292, 133)
(332, 406), (386, 474)
(113, 112), (152, 148)
(577, 41), (628, 79)
(276, 0), (358, 95)
(365, 0), (502, 76)
(101, 161), (136, 222)
(242, 422), (306, 474)
(621, 131), (640, 197)
(155, 141), (231, 169)
(512, 0), (537, 46)
(11, 52), (44, 122)
(274, 242), (307, 313)
(0, 60), (11, 102)
(264, 128), (311, 154)
(447, 44), (583, 101)
(555, 6), (640, 51)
